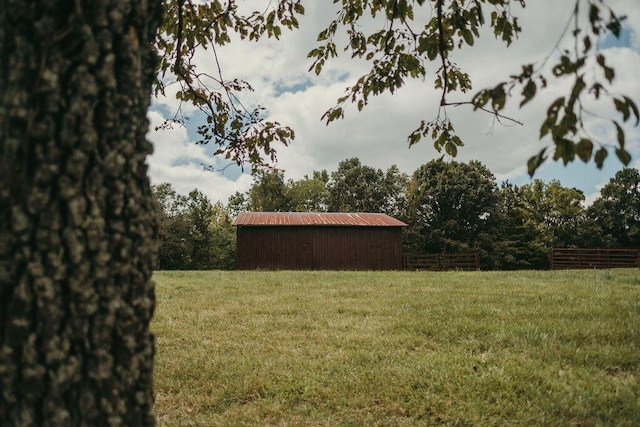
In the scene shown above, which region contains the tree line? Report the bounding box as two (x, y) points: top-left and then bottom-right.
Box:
(154, 158), (640, 271)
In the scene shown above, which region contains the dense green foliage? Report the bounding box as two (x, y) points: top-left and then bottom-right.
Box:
(584, 167), (640, 247)
(154, 160), (640, 270)
(153, 183), (235, 270)
(153, 270), (640, 425)
(403, 160), (498, 259)
(327, 159), (408, 216)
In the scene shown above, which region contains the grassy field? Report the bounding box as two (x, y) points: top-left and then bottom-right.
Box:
(152, 270), (640, 426)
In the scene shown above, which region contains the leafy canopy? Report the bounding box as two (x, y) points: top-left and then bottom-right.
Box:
(155, 0), (305, 168)
(155, 0), (637, 175)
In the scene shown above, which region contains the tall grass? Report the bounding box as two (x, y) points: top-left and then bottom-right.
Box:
(152, 270), (640, 426)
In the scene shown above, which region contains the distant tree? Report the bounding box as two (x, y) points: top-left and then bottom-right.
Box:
(584, 168), (640, 247)
(404, 159), (499, 266)
(519, 180), (585, 246)
(327, 158), (408, 214)
(208, 202), (237, 270)
(288, 170), (330, 212)
(381, 165), (410, 218)
(227, 191), (250, 218)
(185, 190), (218, 269)
(152, 184), (236, 270)
(248, 171), (293, 212)
(153, 183), (190, 270)
(576, 215), (613, 248)
(514, 180), (585, 268)
(490, 180), (583, 269)
(492, 182), (536, 270)
(327, 157), (381, 212)
(184, 191), (236, 270)
(154, 182), (187, 217)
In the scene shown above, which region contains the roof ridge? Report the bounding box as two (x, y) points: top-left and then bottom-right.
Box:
(232, 212), (407, 227)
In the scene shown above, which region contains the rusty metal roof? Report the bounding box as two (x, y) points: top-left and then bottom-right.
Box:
(232, 212), (407, 227)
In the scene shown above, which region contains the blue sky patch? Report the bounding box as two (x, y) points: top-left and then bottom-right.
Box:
(599, 26), (634, 50)
(274, 78), (314, 96)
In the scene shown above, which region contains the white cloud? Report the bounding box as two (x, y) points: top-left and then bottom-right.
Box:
(583, 185), (605, 207)
(146, 111), (253, 203)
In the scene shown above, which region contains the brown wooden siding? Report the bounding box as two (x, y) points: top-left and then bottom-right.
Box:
(235, 226), (404, 270)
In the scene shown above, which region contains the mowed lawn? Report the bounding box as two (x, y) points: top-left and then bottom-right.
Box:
(152, 270), (640, 426)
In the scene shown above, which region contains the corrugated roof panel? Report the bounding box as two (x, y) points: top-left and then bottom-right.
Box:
(232, 212), (407, 227)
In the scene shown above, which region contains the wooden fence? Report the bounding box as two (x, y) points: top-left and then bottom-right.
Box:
(404, 252), (480, 271)
(549, 248), (640, 270)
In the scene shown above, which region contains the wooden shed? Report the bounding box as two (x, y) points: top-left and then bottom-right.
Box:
(233, 212), (407, 270)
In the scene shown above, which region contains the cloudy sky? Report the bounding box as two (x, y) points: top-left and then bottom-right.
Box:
(146, 0), (640, 206)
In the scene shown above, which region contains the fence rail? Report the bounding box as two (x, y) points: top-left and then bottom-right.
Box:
(549, 248), (640, 270)
(404, 252), (480, 271)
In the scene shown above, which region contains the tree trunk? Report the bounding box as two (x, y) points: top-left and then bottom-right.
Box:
(0, 1), (162, 425)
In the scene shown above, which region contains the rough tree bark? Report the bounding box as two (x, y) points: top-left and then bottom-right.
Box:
(0, 0), (162, 425)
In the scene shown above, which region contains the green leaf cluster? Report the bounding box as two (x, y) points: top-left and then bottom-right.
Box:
(408, 118), (464, 158)
(152, 183), (236, 270)
(155, 0), (305, 170)
(467, 2), (636, 175)
(309, 0), (637, 175)
(154, 1), (637, 175)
